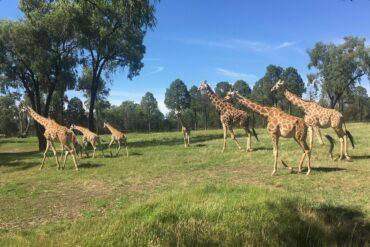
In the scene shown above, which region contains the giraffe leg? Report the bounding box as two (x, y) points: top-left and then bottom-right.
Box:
(339, 137), (345, 160)
(62, 147), (69, 170)
(343, 135), (351, 160)
(271, 135), (279, 176)
(229, 127), (242, 151)
(308, 126), (314, 151)
(315, 127), (324, 145)
(84, 141), (89, 158)
(221, 123), (227, 153)
(183, 130), (187, 147)
(187, 132), (190, 147)
(92, 143), (97, 158)
(63, 145), (78, 171)
(50, 141), (60, 170)
(116, 140), (121, 156)
(40, 141), (51, 170)
(245, 130), (252, 152)
(108, 138), (114, 157)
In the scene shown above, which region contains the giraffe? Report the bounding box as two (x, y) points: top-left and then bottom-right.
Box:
(225, 91), (312, 175)
(198, 81), (258, 153)
(174, 109), (191, 147)
(271, 79), (354, 160)
(70, 124), (103, 158)
(103, 122), (128, 157)
(20, 106), (79, 171)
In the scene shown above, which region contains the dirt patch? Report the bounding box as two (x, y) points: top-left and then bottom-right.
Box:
(0, 147), (38, 154)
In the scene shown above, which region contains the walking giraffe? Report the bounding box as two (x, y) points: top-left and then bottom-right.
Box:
(20, 106), (79, 170)
(198, 81), (258, 153)
(70, 124), (103, 158)
(271, 79), (354, 160)
(174, 109), (191, 147)
(225, 91), (312, 175)
(103, 122), (128, 157)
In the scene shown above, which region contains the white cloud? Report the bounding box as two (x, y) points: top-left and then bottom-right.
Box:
(216, 68), (258, 82)
(145, 66), (164, 76)
(179, 37), (297, 52)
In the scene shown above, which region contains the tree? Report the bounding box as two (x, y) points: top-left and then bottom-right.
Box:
(164, 79), (191, 111)
(215, 81), (232, 98)
(280, 67), (305, 114)
(233, 80), (251, 96)
(0, 1), (78, 150)
(78, 67), (110, 134)
(0, 93), (19, 135)
(65, 97), (88, 127)
(189, 85), (202, 130)
(308, 36), (370, 108)
(75, 0), (157, 131)
(141, 92), (159, 132)
(252, 65), (283, 106)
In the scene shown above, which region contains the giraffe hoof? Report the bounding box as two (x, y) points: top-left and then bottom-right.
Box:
(345, 156), (351, 161)
(306, 170), (311, 175)
(271, 170), (276, 176)
(247, 148), (253, 152)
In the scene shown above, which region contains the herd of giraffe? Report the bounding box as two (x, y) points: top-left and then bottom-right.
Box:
(20, 106), (128, 171)
(21, 79), (353, 176)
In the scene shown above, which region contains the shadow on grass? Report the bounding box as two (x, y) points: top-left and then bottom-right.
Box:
(312, 167), (346, 172)
(0, 151), (41, 173)
(78, 163), (103, 169)
(264, 199), (370, 246)
(350, 155), (370, 160)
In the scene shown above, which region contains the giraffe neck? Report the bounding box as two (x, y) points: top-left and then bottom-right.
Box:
(205, 85), (228, 112)
(176, 113), (186, 127)
(283, 89), (308, 111)
(105, 123), (119, 134)
(27, 107), (50, 127)
(73, 125), (90, 135)
(234, 93), (270, 118)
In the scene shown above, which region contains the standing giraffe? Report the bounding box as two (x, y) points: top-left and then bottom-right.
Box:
(20, 106), (79, 170)
(70, 124), (103, 158)
(225, 91), (311, 175)
(198, 81), (258, 153)
(271, 79), (354, 160)
(174, 109), (191, 147)
(103, 122), (128, 157)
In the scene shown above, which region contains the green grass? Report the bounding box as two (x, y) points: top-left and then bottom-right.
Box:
(1, 123), (370, 246)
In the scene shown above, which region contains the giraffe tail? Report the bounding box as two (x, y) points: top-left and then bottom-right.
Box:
(345, 130), (355, 149)
(343, 120), (355, 149)
(251, 128), (259, 142)
(325, 134), (335, 156)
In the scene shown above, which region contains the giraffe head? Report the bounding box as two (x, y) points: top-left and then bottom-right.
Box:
(271, 79), (285, 92)
(103, 122), (107, 129)
(19, 104), (29, 113)
(224, 90), (237, 102)
(70, 124), (76, 130)
(197, 80), (209, 92)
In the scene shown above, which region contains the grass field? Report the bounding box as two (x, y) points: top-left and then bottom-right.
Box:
(1, 123), (370, 246)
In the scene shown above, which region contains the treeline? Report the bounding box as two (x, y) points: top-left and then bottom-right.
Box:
(1, 1), (370, 150)
(2, 63), (370, 137)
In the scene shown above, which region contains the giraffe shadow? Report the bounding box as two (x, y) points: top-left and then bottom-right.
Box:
(350, 155), (370, 160)
(78, 163), (103, 169)
(253, 147), (273, 151)
(289, 167), (346, 174)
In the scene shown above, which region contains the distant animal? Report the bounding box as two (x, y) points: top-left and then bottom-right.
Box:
(225, 90), (312, 175)
(103, 122), (128, 157)
(198, 81), (258, 153)
(174, 109), (191, 147)
(70, 124), (103, 158)
(271, 79), (354, 160)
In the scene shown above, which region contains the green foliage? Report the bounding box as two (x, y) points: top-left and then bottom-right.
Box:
(308, 36), (370, 108)
(215, 81), (232, 98)
(140, 92), (162, 132)
(65, 97), (88, 127)
(0, 94), (19, 135)
(164, 79), (191, 111)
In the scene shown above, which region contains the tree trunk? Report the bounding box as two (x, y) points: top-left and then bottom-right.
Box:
(88, 76), (98, 132)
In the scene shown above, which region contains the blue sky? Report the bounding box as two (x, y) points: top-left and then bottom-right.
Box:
(1, 0), (370, 114)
